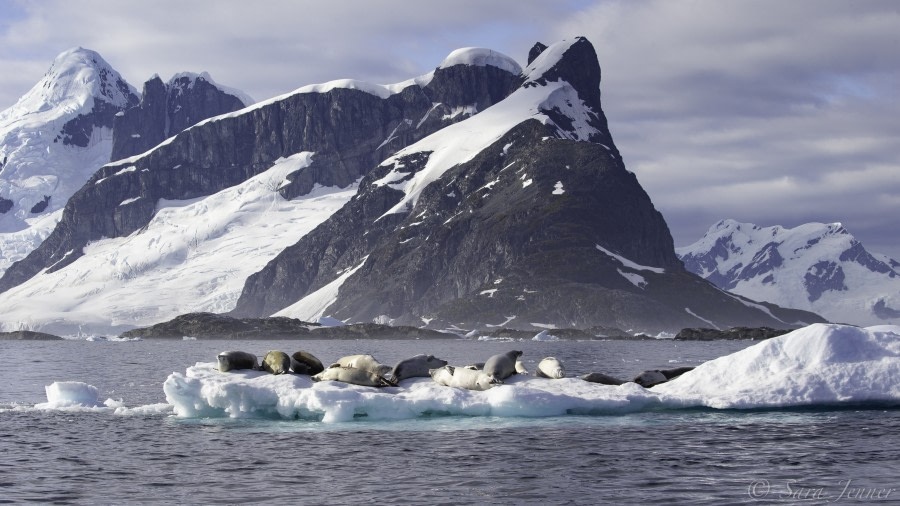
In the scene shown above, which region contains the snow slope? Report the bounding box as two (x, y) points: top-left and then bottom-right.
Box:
(0, 48), (137, 275)
(0, 153), (357, 335)
(159, 323), (900, 422)
(677, 219), (900, 326)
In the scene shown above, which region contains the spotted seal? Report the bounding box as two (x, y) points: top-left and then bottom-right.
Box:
(482, 350), (522, 383)
(291, 351), (325, 375)
(633, 366), (695, 387)
(262, 351), (292, 375)
(389, 354), (448, 382)
(580, 372), (625, 385)
(216, 351), (258, 372)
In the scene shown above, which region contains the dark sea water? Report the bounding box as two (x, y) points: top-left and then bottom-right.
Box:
(1, 338), (898, 505)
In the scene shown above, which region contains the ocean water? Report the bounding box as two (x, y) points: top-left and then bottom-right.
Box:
(1, 338), (898, 504)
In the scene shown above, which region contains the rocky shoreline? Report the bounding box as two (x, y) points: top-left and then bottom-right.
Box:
(3, 313), (805, 341)
(0, 330), (64, 340)
(674, 327), (790, 341)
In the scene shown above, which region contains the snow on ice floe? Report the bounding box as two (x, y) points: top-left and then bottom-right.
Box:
(655, 323), (900, 409)
(161, 324), (899, 423)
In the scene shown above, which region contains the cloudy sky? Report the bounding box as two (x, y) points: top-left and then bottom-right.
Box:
(1, 0), (898, 258)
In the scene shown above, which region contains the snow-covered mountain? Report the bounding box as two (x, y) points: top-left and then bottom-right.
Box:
(0, 44), (524, 334)
(0, 48), (251, 279)
(677, 219), (900, 326)
(231, 38), (824, 334)
(0, 38), (825, 335)
(0, 48), (137, 275)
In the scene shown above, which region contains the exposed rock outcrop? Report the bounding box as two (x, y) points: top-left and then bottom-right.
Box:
(110, 73), (249, 161)
(118, 312), (315, 339)
(674, 327), (789, 341)
(0, 330), (64, 340)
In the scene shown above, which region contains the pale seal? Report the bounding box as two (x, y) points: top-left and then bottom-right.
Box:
(262, 350), (292, 375)
(429, 365), (496, 391)
(331, 354), (392, 377)
(217, 351), (258, 372)
(389, 354), (448, 382)
(291, 351), (325, 375)
(535, 357), (565, 379)
(515, 359), (528, 375)
(312, 366), (397, 387)
(482, 350), (522, 383)
(580, 372), (625, 385)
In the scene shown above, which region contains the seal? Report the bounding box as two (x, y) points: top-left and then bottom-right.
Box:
(291, 351), (325, 375)
(330, 354), (392, 377)
(389, 354), (448, 382)
(482, 350), (522, 383)
(535, 357), (565, 379)
(429, 365), (496, 391)
(515, 359), (528, 375)
(262, 350), (292, 375)
(633, 366), (694, 387)
(580, 372), (625, 385)
(217, 351), (258, 372)
(311, 366), (397, 387)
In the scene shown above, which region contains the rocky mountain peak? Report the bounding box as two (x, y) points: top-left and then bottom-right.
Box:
(110, 71), (249, 160)
(527, 42), (548, 65)
(523, 37), (601, 101)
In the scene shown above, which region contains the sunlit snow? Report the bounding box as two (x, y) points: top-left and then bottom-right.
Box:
(0, 153), (357, 335)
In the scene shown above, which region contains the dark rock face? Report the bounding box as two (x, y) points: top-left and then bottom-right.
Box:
(840, 241), (897, 277)
(29, 196), (50, 214)
(57, 100), (135, 148)
(0, 330), (64, 340)
(0, 196), (12, 214)
(50, 62), (138, 148)
(309, 323), (454, 340)
(528, 42), (548, 65)
(118, 312), (315, 339)
(740, 242), (783, 279)
(111, 74), (248, 161)
(674, 327), (789, 341)
(0, 63), (521, 294)
(232, 37), (822, 333)
(872, 299), (900, 319)
(804, 260), (847, 302)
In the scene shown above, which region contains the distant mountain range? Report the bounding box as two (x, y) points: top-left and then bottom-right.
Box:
(678, 219), (900, 326)
(0, 38), (825, 335)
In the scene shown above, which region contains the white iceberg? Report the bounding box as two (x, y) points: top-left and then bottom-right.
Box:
(654, 323), (900, 408)
(161, 324), (900, 422)
(41, 381), (101, 408)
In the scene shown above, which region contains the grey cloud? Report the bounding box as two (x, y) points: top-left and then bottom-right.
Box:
(1, 0), (898, 260)
(551, 0), (900, 259)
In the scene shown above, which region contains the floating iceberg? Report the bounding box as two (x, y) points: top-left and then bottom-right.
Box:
(162, 324), (900, 422)
(654, 323), (900, 408)
(42, 381), (101, 408)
